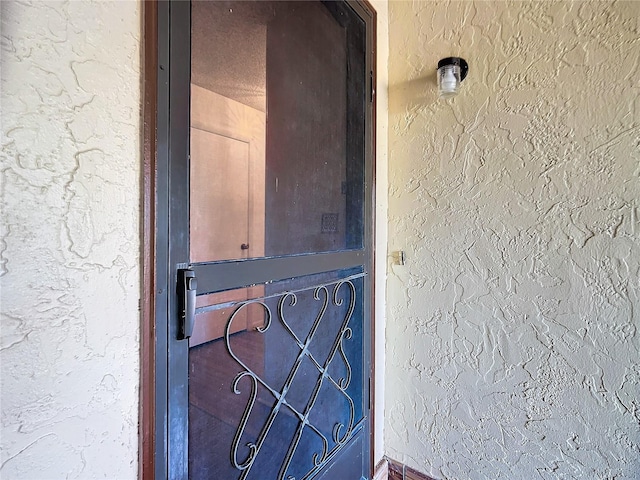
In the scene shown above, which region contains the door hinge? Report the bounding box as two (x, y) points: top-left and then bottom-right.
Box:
(178, 269), (197, 340)
(369, 71), (374, 103)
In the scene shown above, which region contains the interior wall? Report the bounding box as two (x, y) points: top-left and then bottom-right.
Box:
(0, 1), (140, 478)
(387, 1), (639, 478)
(265, 2), (348, 256)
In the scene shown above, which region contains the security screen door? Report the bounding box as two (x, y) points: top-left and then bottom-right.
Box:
(156, 1), (374, 479)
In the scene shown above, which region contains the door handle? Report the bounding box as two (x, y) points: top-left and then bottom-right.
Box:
(241, 243), (250, 250)
(178, 269), (197, 340)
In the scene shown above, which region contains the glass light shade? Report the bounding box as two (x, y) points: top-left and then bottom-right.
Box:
(437, 64), (461, 98)
(437, 57), (468, 99)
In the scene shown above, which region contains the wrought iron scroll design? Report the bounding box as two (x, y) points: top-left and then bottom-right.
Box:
(223, 275), (363, 480)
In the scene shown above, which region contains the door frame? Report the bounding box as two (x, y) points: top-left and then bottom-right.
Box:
(141, 1), (378, 478)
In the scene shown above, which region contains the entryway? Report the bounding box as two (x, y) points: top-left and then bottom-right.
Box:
(149, 2), (376, 478)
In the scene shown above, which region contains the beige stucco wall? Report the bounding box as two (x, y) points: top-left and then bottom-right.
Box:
(387, 1), (639, 478)
(1, 1), (141, 478)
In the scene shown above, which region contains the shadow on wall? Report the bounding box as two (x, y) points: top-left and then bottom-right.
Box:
(388, 72), (439, 114)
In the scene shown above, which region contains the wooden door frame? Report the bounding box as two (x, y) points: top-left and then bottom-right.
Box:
(141, 1), (157, 479)
(140, 1), (378, 478)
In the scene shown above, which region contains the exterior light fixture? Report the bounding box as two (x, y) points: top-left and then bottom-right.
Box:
(437, 57), (468, 98)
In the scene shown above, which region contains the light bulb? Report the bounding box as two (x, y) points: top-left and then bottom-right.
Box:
(437, 57), (468, 99)
(438, 65), (460, 98)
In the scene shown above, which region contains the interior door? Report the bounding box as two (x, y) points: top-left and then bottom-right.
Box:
(189, 86), (266, 346)
(190, 128), (250, 263)
(156, 1), (375, 479)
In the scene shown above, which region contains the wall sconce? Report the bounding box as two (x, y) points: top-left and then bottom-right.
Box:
(437, 57), (468, 98)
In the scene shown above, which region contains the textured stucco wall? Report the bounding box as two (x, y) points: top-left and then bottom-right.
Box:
(1, 1), (140, 478)
(387, 1), (639, 479)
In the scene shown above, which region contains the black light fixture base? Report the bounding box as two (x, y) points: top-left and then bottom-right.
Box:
(438, 57), (469, 82)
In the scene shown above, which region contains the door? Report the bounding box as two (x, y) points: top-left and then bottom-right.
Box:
(155, 1), (375, 479)
(189, 87), (266, 345)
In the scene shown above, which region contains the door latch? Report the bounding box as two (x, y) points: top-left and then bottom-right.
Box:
(178, 269), (197, 340)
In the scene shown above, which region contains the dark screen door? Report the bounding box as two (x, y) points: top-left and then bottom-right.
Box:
(156, 2), (375, 479)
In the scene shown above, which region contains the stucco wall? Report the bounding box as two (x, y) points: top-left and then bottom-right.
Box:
(387, 1), (639, 478)
(1, 1), (140, 478)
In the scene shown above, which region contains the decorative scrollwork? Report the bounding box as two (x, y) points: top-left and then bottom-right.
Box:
(221, 273), (364, 480)
(230, 371), (258, 470)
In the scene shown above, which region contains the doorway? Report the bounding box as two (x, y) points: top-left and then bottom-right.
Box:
(152, 2), (376, 478)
